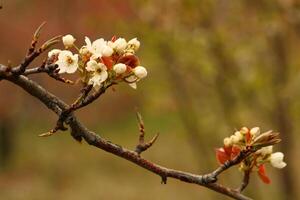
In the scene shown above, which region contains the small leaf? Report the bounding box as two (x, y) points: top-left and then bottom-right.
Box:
(118, 54), (140, 68)
(246, 131), (252, 144)
(111, 35), (117, 42)
(223, 146), (232, 155)
(215, 148), (230, 165)
(258, 165), (271, 184)
(231, 146), (241, 159)
(101, 56), (114, 70)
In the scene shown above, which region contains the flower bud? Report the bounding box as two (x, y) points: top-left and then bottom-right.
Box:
(133, 66), (147, 79)
(62, 34), (76, 48)
(256, 146), (273, 156)
(270, 152), (287, 169)
(48, 49), (61, 58)
(112, 38), (127, 52)
(102, 45), (114, 57)
(234, 131), (243, 141)
(113, 63), (127, 74)
(127, 38), (140, 51)
(230, 135), (240, 144)
(223, 137), (232, 147)
(250, 127), (260, 137)
(240, 127), (249, 134)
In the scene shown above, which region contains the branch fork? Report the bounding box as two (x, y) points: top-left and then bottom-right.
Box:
(0, 23), (265, 200)
(134, 111), (159, 155)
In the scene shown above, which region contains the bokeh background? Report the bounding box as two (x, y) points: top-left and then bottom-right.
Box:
(0, 0), (300, 199)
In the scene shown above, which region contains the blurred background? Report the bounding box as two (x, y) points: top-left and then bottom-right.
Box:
(0, 0), (300, 199)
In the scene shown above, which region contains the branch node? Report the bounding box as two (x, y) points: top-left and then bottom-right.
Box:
(134, 111), (159, 155)
(161, 175), (167, 184)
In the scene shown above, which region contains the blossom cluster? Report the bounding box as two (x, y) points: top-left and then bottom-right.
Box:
(48, 34), (147, 89)
(216, 127), (286, 184)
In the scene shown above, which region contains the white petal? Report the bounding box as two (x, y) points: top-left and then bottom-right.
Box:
(57, 62), (67, 74)
(102, 45), (113, 57)
(62, 34), (76, 48)
(270, 152), (286, 169)
(230, 135), (239, 144)
(128, 83), (137, 89)
(85, 37), (92, 48)
(125, 75), (138, 83)
(250, 127), (260, 137)
(127, 38), (140, 51)
(113, 63), (127, 74)
(86, 60), (98, 72)
(48, 49), (61, 57)
(223, 137), (232, 147)
(66, 63), (78, 74)
(113, 38), (127, 52)
(133, 66), (147, 79)
(99, 70), (108, 82)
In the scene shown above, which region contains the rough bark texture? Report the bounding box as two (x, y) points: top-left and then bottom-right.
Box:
(0, 65), (252, 200)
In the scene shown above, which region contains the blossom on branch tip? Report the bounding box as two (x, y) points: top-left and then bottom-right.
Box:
(47, 35), (147, 89)
(109, 38), (127, 52)
(133, 66), (147, 79)
(216, 126), (286, 185)
(48, 49), (61, 58)
(234, 131), (243, 141)
(86, 60), (108, 87)
(125, 75), (138, 89)
(62, 34), (76, 48)
(55, 50), (78, 74)
(83, 37), (113, 59)
(102, 45), (114, 57)
(230, 135), (240, 144)
(223, 137), (232, 147)
(240, 127), (249, 135)
(270, 152), (287, 169)
(127, 38), (140, 51)
(256, 145), (273, 156)
(113, 63), (127, 74)
(250, 127), (260, 137)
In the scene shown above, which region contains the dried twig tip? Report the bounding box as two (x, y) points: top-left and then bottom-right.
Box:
(34, 21), (47, 40)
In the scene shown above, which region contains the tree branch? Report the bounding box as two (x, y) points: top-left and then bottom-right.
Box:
(0, 67), (252, 200)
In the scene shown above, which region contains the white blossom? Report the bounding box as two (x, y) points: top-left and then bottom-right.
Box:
(55, 50), (78, 74)
(84, 37), (113, 59)
(256, 146), (273, 156)
(250, 127), (260, 137)
(240, 127), (249, 134)
(48, 49), (61, 58)
(86, 60), (108, 87)
(230, 135), (240, 144)
(113, 63), (127, 74)
(133, 66), (147, 79)
(62, 34), (76, 48)
(109, 38), (127, 52)
(125, 75), (138, 89)
(101, 45), (114, 57)
(234, 131), (243, 141)
(127, 38), (140, 51)
(223, 137), (232, 147)
(270, 152), (287, 169)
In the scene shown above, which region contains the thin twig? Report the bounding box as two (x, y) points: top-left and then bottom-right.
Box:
(43, 83), (112, 137)
(11, 23), (60, 75)
(237, 170), (250, 192)
(1, 73), (252, 200)
(208, 148), (255, 182)
(24, 63), (58, 75)
(135, 111), (159, 155)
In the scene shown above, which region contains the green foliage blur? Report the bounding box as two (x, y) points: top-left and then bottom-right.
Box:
(0, 0), (300, 199)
